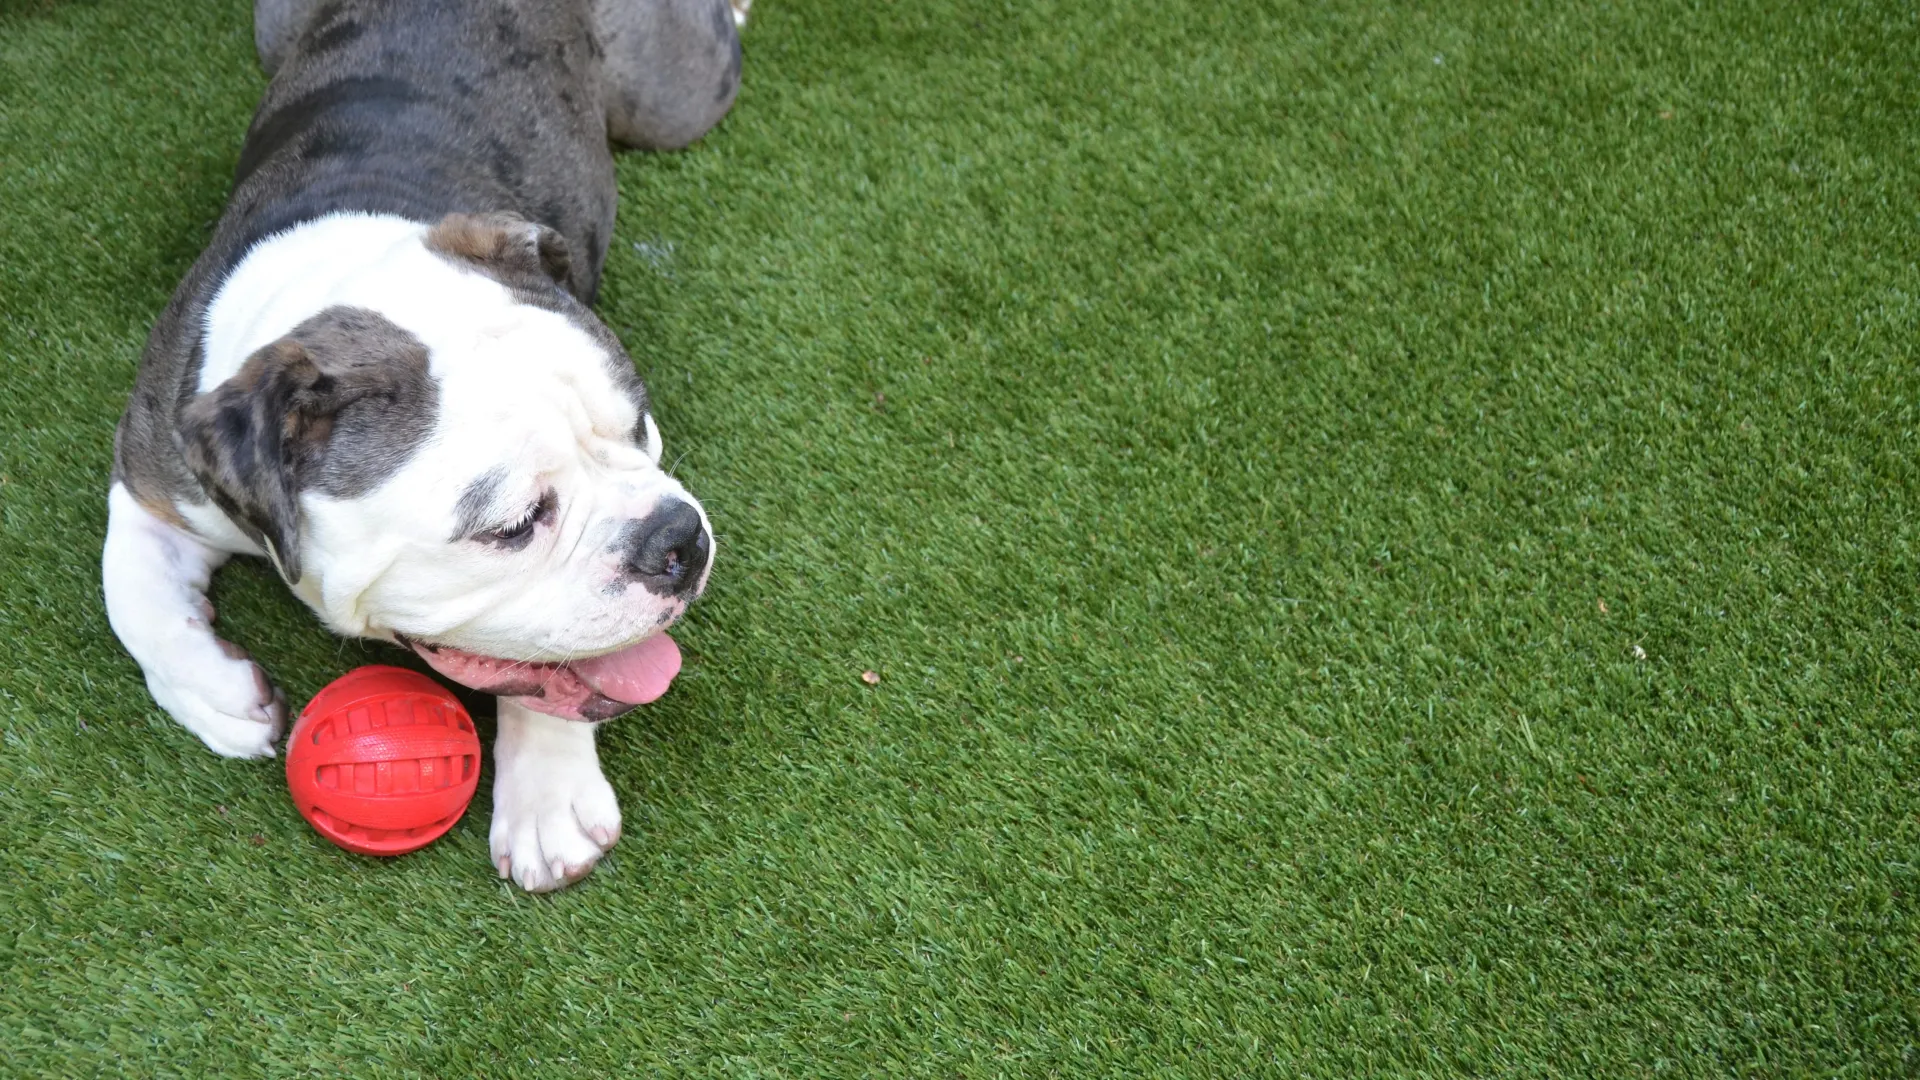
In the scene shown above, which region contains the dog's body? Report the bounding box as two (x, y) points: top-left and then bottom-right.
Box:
(102, 0), (742, 890)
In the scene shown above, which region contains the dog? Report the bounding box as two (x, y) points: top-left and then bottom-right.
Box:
(101, 0), (744, 891)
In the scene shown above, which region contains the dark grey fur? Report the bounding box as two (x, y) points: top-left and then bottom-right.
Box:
(291, 308), (441, 500)
(257, 0), (737, 147)
(596, 0), (741, 150)
(180, 306), (435, 582)
(114, 0), (737, 546)
(252, 0), (308, 77)
(451, 466), (511, 541)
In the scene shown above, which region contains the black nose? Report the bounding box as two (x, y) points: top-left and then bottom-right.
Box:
(617, 499), (710, 597)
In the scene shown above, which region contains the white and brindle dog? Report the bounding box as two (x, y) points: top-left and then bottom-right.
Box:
(102, 0), (746, 891)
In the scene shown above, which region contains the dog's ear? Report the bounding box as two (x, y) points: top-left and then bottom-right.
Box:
(181, 308), (434, 583)
(426, 211), (572, 293)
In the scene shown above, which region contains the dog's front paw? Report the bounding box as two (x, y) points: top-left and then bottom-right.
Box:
(143, 637), (286, 759)
(103, 483), (284, 759)
(490, 761), (621, 892)
(490, 705), (621, 892)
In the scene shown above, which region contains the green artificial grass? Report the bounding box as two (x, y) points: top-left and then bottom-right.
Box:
(3, 0), (1917, 1074)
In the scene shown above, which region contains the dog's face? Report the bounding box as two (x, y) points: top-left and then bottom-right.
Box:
(182, 214), (711, 720)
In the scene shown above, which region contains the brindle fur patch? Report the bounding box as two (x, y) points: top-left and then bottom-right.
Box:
(426, 211), (574, 295)
(179, 306), (436, 582)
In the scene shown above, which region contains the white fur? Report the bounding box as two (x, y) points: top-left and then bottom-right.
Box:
(199, 213), (559, 396)
(103, 483), (284, 757)
(643, 413), (664, 467)
(196, 211), (710, 662)
(106, 212), (716, 890)
(490, 698), (622, 891)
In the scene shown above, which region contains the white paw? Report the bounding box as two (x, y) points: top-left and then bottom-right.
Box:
(731, 0), (751, 28)
(103, 484), (280, 759)
(144, 635), (285, 759)
(489, 723), (621, 892)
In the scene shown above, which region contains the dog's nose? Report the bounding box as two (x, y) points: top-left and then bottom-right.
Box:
(618, 499), (710, 597)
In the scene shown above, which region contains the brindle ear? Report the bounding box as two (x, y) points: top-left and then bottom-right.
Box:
(425, 211), (572, 292)
(181, 307), (434, 583)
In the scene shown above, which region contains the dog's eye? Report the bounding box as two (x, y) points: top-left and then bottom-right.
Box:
(481, 492), (554, 547)
(489, 516), (536, 543)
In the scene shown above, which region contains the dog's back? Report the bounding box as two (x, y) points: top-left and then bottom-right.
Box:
(230, 1), (615, 302)
(117, 0), (738, 519)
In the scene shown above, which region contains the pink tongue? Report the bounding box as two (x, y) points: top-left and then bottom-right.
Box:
(571, 632), (682, 704)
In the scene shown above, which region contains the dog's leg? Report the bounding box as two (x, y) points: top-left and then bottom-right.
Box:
(595, 0), (742, 150)
(102, 483), (286, 758)
(490, 698), (623, 892)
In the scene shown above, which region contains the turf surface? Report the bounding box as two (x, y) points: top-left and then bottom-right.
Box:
(3, 0), (1918, 1075)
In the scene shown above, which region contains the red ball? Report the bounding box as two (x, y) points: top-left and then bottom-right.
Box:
(285, 666), (481, 857)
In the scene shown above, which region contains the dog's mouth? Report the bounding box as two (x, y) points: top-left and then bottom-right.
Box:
(397, 632), (682, 722)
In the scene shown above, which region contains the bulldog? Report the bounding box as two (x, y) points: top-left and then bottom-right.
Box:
(100, 0), (745, 891)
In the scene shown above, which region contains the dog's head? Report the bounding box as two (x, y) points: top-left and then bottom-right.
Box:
(182, 213), (711, 720)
